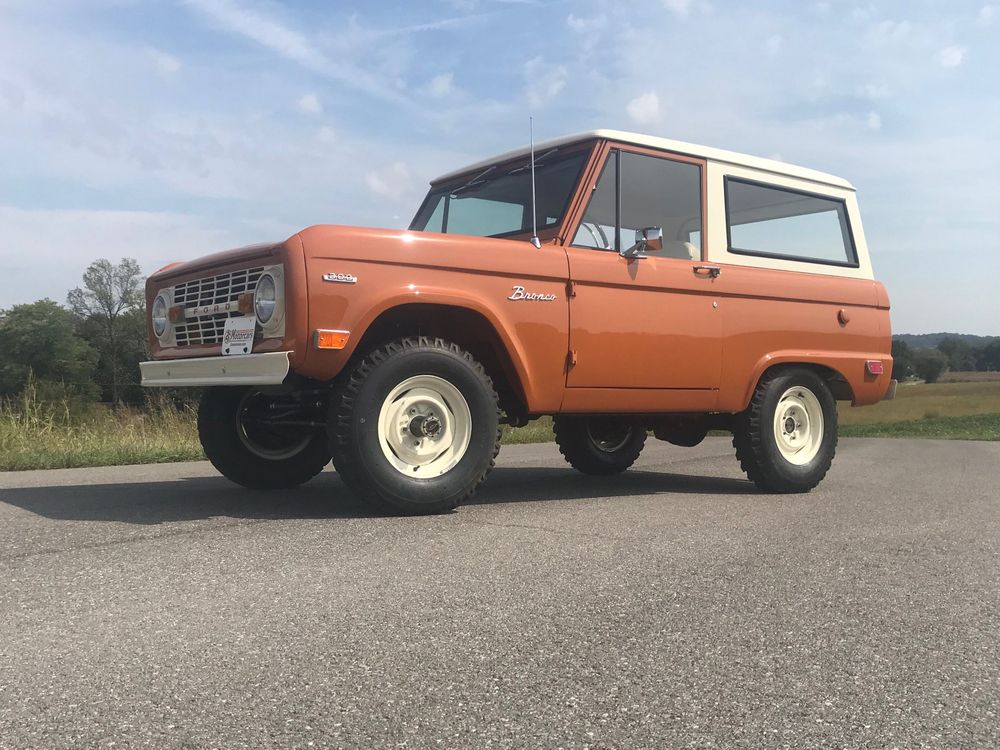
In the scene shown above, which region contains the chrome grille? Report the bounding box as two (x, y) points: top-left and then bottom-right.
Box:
(172, 267), (264, 346)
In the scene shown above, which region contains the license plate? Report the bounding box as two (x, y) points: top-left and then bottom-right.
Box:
(222, 316), (256, 356)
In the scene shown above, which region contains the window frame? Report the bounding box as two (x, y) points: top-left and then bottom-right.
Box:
(723, 176), (860, 269)
(567, 143), (707, 260)
(410, 144), (594, 241)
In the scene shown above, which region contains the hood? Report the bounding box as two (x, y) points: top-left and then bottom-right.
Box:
(149, 242), (285, 283)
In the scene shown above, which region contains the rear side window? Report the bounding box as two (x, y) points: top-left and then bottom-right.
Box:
(725, 178), (857, 267)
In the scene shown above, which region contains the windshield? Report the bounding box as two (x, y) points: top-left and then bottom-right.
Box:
(409, 148), (589, 238)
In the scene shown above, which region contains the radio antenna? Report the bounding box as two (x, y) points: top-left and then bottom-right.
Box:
(529, 116), (541, 249)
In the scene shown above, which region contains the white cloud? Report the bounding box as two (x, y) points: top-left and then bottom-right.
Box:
(316, 126), (337, 144)
(183, 0), (407, 105)
(662, 0), (694, 17)
(365, 162), (411, 201)
(149, 49), (182, 76)
(567, 13), (606, 33)
(850, 4), (877, 23)
(857, 82), (890, 100)
(297, 92), (322, 114)
(765, 34), (782, 55)
(523, 57), (567, 108)
(938, 46), (966, 68)
(977, 5), (995, 26)
(866, 111), (882, 131)
(870, 19), (913, 43)
(426, 72), (454, 98)
(0, 207), (246, 307)
(626, 91), (660, 125)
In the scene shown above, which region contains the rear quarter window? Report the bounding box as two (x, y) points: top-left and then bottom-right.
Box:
(724, 178), (858, 267)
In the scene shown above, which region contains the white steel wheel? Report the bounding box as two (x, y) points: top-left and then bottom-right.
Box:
(377, 375), (473, 478)
(772, 386), (825, 466)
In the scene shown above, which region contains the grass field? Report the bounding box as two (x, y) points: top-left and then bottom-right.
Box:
(837, 381), (1000, 426)
(938, 371), (1000, 383)
(2, 381), (998, 471)
(0, 386), (201, 472)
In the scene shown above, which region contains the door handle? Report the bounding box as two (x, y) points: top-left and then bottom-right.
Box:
(693, 265), (722, 278)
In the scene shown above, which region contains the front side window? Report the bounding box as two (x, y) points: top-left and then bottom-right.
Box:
(572, 150), (703, 260)
(725, 178), (857, 266)
(410, 149), (589, 238)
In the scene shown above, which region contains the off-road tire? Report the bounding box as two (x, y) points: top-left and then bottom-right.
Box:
(732, 367), (838, 493)
(553, 416), (646, 475)
(329, 337), (501, 515)
(198, 386), (331, 490)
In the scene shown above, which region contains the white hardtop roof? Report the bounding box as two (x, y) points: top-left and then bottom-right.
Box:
(431, 129), (854, 190)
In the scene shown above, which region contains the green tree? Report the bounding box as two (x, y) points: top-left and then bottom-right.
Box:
(891, 339), (914, 380)
(936, 337), (976, 372)
(68, 258), (145, 404)
(978, 341), (1000, 372)
(0, 299), (98, 398)
(912, 348), (949, 384)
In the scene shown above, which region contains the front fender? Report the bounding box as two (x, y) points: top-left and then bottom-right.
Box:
(298, 260), (570, 413)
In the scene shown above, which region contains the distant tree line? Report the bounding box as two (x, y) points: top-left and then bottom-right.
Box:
(0, 258), (147, 405)
(892, 336), (1000, 383)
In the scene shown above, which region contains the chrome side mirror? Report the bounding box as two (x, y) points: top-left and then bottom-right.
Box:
(621, 226), (662, 259)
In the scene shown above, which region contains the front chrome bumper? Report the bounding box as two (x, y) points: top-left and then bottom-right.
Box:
(141, 351), (292, 387)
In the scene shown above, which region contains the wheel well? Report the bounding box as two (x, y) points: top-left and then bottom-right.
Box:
(757, 362), (855, 403)
(350, 304), (527, 417)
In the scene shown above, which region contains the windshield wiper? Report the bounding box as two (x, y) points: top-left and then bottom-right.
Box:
(512, 147), (560, 171)
(450, 165), (498, 197)
(449, 147), (563, 197)
(506, 148), (560, 175)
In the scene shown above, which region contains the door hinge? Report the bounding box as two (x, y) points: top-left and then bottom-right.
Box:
(567, 350), (578, 369)
(566, 279), (576, 298)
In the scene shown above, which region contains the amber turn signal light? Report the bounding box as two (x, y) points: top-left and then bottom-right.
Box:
(314, 329), (351, 350)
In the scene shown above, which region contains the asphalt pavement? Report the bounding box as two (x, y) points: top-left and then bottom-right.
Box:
(1, 438), (998, 749)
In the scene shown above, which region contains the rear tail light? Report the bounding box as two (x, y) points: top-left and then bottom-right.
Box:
(865, 360), (884, 376)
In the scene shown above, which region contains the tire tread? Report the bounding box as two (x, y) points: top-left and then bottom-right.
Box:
(330, 337), (501, 514)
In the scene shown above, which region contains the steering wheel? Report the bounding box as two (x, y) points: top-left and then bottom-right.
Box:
(579, 221), (610, 250)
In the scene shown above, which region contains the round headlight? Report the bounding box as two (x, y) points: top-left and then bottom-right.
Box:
(152, 293), (169, 337)
(254, 273), (277, 325)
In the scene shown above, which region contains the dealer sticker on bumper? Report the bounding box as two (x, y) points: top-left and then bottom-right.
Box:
(222, 316), (256, 356)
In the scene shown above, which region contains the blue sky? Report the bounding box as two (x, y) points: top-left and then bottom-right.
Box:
(1, 0), (998, 334)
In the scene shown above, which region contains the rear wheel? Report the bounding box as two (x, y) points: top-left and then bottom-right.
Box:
(198, 386), (330, 489)
(733, 368), (838, 493)
(329, 337), (501, 515)
(553, 415), (646, 475)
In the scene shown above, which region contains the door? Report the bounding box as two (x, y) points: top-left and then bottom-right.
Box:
(565, 147), (722, 400)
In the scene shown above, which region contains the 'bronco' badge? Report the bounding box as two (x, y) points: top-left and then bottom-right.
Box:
(323, 272), (357, 284)
(508, 285), (557, 302)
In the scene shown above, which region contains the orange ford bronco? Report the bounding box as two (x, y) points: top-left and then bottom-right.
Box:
(142, 130), (894, 514)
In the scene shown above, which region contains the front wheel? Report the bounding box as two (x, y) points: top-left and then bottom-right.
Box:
(732, 368), (838, 493)
(329, 337), (501, 515)
(198, 386), (331, 489)
(553, 416), (646, 475)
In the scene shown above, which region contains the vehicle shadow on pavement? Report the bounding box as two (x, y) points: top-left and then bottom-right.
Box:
(471, 467), (757, 506)
(0, 474), (370, 525)
(0, 467), (756, 524)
